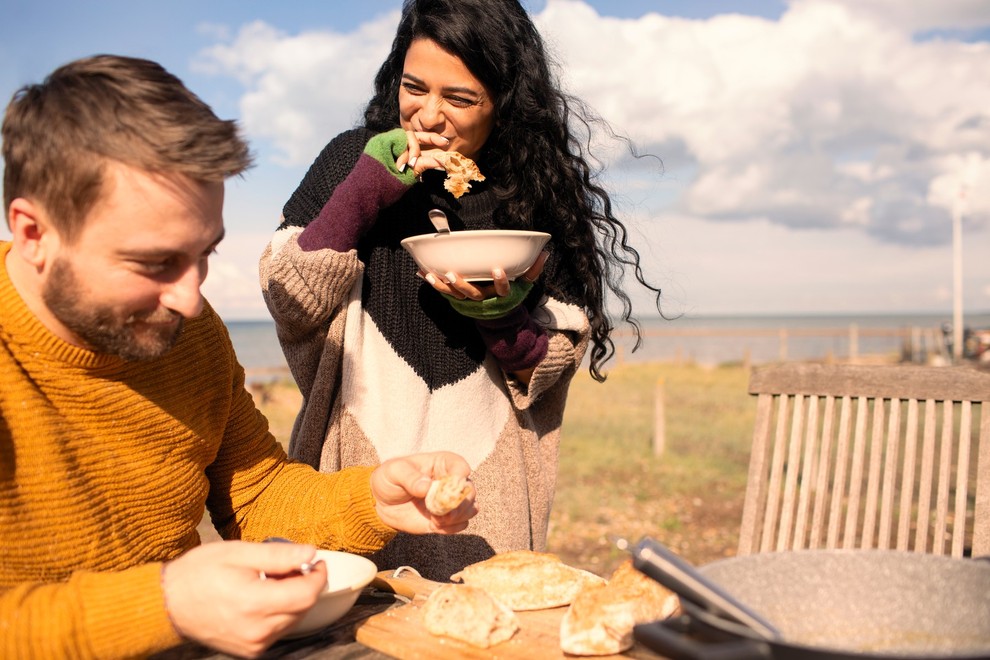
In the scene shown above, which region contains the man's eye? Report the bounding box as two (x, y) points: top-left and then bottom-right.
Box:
(137, 258), (176, 274)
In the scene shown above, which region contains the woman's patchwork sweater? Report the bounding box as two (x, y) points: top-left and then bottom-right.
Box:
(260, 128), (590, 580)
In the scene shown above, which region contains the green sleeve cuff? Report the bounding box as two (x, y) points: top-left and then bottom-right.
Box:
(363, 128), (418, 186)
(443, 281), (534, 320)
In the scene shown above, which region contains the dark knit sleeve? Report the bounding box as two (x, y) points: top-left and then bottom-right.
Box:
(279, 127), (376, 230)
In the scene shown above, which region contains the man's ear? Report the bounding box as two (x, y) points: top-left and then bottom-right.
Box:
(7, 197), (59, 269)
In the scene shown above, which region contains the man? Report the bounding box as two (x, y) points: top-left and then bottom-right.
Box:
(0, 55), (476, 658)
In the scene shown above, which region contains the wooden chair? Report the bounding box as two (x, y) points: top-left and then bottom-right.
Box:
(737, 362), (990, 558)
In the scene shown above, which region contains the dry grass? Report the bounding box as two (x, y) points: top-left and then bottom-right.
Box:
(245, 362), (757, 577)
(547, 362), (754, 576)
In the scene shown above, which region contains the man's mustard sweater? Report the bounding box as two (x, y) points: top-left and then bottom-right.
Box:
(0, 242), (396, 658)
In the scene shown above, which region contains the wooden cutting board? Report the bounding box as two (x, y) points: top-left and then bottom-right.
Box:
(355, 570), (662, 660)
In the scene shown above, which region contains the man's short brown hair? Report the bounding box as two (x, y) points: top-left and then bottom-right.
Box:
(2, 54), (253, 240)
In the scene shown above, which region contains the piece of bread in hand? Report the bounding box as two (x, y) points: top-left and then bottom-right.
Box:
(421, 584), (520, 648)
(434, 151), (485, 198)
(450, 550), (607, 611)
(425, 474), (470, 516)
(559, 559), (679, 656)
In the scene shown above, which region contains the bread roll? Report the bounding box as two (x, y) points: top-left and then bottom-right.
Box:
(559, 559), (679, 656)
(421, 584), (519, 648)
(435, 151), (485, 198)
(425, 474), (470, 516)
(450, 550), (606, 611)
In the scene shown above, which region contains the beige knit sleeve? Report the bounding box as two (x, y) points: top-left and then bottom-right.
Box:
(258, 228), (363, 343)
(504, 297), (591, 410)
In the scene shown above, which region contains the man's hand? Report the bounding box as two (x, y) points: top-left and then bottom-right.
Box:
(162, 541), (328, 658)
(371, 451), (477, 534)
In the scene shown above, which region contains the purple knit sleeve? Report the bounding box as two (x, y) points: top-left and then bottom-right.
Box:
(474, 305), (548, 373)
(298, 154), (411, 252)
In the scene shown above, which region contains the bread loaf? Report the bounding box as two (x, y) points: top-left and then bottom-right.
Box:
(450, 550), (606, 611)
(559, 559), (679, 655)
(425, 474), (470, 516)
(421, 583), (519, 648)
(435, 151), (485, 198)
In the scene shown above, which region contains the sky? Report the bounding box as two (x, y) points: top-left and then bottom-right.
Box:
(2, 0), (989, 321)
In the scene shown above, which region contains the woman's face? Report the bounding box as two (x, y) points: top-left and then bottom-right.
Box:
(399, 38), (496, 161)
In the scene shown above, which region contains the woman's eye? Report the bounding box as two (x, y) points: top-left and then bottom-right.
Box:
(446, 95), (475, 108)
(401, 82), (426, 95)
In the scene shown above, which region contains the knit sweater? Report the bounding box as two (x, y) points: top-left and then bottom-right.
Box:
(260, 128), (591, 581)
(0, 242), (395, 659)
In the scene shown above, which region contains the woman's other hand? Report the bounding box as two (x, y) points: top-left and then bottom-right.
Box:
(420, 250), (548, 301)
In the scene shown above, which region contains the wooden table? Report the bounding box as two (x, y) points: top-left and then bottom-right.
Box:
(152, 571), (668, 660)
(151, 588), (398, 659)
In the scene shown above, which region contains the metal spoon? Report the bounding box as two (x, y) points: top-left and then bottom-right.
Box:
(260, 537), (320, 579)
(625, 536), (782, 640)
(428, 208), (450, 235)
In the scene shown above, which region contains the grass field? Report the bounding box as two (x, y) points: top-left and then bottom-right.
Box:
(251, 361), (758, 577)
(547, 362), (755, 576)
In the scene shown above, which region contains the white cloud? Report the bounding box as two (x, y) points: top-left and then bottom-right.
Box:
(532, 0), (990, 246)
(193, 12), (401, 166)
(193, 0), (990, 317)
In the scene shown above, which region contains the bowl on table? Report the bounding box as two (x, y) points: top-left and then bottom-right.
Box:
(283, 550), (378, 638)
(400, 229), (551, 282)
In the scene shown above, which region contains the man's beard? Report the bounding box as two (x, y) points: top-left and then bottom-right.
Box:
(43, 258), (184, 361)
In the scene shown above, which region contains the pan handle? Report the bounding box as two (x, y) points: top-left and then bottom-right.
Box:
(634, 618), (774, 660)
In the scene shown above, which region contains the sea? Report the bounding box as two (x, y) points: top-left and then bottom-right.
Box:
(226, 311), (990, 379)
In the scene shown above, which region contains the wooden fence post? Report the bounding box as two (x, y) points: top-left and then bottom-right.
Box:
(653, 376), (666, 457)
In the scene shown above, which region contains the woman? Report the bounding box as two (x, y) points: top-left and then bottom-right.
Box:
(260, 0), (662, 580)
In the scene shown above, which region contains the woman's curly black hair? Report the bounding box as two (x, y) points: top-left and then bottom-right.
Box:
(364, 0), (664, 381)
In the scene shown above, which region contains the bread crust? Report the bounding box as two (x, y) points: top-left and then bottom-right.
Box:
(559, 559), (678, 656)
(421, 583), (520, 648)
(425, 474), (470, 516)
(435, 151), (485, 198)
(450, 550), (607, 611)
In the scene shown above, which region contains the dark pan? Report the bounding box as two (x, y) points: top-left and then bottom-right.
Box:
(634, 549), (990, 660)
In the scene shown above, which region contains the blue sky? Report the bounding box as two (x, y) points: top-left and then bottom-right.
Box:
(3, 0), (989, 320)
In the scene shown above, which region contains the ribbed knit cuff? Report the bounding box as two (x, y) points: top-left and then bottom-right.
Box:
(298, 129), (415, 252)
(78, 562), (182, 657)
(475, 305), (548, 373)
(325, 466), (398, 554)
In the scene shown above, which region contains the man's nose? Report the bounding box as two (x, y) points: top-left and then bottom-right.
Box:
(160, 263), (206, 319)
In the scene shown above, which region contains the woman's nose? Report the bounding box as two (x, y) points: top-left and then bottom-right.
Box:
(416, 96), (445, 132)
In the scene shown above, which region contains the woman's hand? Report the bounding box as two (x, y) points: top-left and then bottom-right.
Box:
(396, 130), (452, 176)
(420, 250), (548, 301)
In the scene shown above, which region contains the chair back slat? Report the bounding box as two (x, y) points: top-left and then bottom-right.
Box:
(933, 403), (955, 554)
(843, 397), (870, 549)
(975, 406), (990, 556)
(877, 399), (902, 549)
(775, 394), (805, 551)
(895, 399), (920, 551)
(739, 363), (990, 559)
(861, 398), (887, 547)
(915, 400), (938, 552)
(826, 395), (854, 548)
(953, 402), (974, 558)
(793, 395), (820, 548)
(808, 395), (836, 549)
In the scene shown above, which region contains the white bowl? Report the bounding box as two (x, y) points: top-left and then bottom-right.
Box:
(283, 550), (378, 638)
(400, 229), (551, 282)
